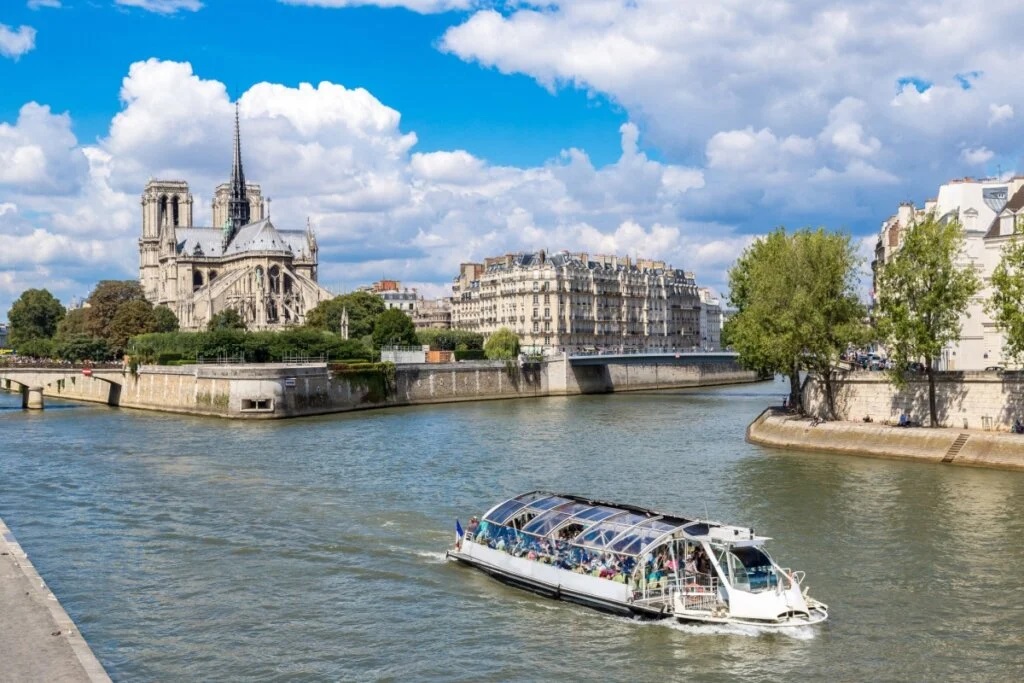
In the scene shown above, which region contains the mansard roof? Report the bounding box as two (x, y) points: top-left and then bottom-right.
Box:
(985, 185), (1024, 238)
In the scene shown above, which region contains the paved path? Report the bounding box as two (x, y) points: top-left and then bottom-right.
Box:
(0, 518), (110, 682)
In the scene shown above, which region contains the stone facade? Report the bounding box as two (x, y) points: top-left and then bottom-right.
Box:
(803, 370), (1024, 430)
(138, 108), (331, 331)
(872, 176), (1024, 370)
(450, 251), (702, 353)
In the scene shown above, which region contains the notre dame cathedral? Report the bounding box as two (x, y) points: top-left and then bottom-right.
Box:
(138, 106), (332, 331)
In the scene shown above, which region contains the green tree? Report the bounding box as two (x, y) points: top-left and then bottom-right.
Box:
(108, 299), (158, 354)
(484, 327), (520, 360)
(416, 328), (484, 351)
(985, 225), (1024, 363)
(371, 309), (418, 348)
(312, 292), (386, 339)
(152, 305), (179, 333)
(207, 308), (247, 331)
(84, 280), (146, 340)
(728, 227), (867, 413)
(15, 337), (55, 359)
(875, 213), (981, 426)
(55, 307), (89, 341)
(8, 288), (65, 347)
(55, 334), (111, 362)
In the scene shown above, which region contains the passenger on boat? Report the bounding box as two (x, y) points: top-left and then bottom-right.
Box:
(467, 516), (479, 537)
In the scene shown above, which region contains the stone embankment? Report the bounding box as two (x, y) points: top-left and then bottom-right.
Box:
(747, 410), (1024, 471)
(0, 355), (757, 419)
(0, 517), (110, 682)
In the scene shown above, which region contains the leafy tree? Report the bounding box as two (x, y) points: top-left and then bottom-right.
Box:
(371, 309), (418, 348)
(84, 280), (146, 340)
(55, 335), (111, 362)
(108, 299), (158, 354)
(875, 213), (981, 426)
(416, 328), (484, 351)
(985, 226), (1024, 363)
(728, 227), (867, 413)
(307, 292), (385, 339)
(8, 288), (65, 347)
(15, 337), (55, 359)
(55, 307), (89, 341)
(484, 327), (520, 360)
(152, 306), (179, 333)
(207, 308), (247, 331)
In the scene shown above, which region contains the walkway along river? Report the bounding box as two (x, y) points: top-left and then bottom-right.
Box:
(1, 381), (1022, 681)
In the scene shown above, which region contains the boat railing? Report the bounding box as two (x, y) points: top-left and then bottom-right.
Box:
(633, 574), (719, 612)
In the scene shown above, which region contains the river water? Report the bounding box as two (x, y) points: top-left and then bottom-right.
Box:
(1, 382), (1023, 682)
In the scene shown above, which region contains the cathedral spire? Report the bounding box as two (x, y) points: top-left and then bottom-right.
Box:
(227, 102), (250, 238)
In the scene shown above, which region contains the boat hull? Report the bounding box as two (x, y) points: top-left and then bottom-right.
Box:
(448, 542), (665, 619)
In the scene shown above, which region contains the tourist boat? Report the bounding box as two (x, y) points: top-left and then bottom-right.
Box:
(447, 491), (828, 628)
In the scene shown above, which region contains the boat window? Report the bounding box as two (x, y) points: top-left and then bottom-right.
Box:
(573, 507), (619, 522)
(730, 546), (779, 592)
(610, 530), (664, 555)
(682, 522), (710, 538)
(522, 511), (571, 536)
(528, 496), (571, 511)
(484, 500), (525, 525)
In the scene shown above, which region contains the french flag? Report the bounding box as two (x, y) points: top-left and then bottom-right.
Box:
(455, 519), (464, 550)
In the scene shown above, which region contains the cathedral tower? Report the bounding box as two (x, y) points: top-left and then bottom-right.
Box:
(227, 103), (250, 234)
(140, 179), (192, 302)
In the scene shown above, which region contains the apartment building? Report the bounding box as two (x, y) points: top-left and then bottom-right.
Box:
(872, 176), (1024, 369)
(451, 251), (702, 353)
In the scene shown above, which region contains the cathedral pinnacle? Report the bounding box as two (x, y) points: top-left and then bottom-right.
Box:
(227, 102), (250, 239)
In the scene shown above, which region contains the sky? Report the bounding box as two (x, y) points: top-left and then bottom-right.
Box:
(2, 0), (1023, 318)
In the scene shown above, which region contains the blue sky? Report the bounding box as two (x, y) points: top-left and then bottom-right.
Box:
(2, 0), (1024, 316)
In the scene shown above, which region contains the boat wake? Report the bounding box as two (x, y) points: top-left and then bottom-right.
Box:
(413, 549), (451, 563)
(653, 619), (818, 640)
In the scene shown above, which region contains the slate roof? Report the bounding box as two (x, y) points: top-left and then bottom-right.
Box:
(985, 185), (1024, 238)
(175, 217), (311, 258)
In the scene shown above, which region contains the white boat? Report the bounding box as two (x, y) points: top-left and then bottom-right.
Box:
(448, 491), (828, 628)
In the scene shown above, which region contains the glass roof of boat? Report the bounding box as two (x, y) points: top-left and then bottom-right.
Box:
(481, 491), (717, 558)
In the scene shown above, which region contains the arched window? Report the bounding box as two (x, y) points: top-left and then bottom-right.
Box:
(269, 266), (281, 294)
(208, 270), (218, 282)
(192, 270), (204, 291)
(283, 273), (293, 294)
(158, 195), (168, 228)
(171, 195), (180, 226)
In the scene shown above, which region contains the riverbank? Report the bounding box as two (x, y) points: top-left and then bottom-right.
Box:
(0, 354), (758, 419)
(747, 409), (1024, 471)
(0, 517), (110, 682)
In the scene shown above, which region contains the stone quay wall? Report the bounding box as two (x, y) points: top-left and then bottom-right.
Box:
(1, 356), (757, 419)
(748, 410), (1024, 471)
(802, 370), (1024, 431)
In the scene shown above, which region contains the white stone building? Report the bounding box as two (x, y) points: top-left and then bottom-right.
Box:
(451, 251), (702, 353)
(138, 107), (331, 331)
(872, 176), (1024, 370)
(698, 288), (723, 351)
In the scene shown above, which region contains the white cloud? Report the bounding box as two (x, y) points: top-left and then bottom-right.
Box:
(0, 103), (88, 194)
(279, 0), (471, 13)
(989, 103), (1013, 126)
(114, 0), (202, 14)
(0, 24), (36, 60)
(0, 60), (731, 317)
(960, 146), (994, 165)
(441, 1), (1024, 230)
(28, 0), (62, 9)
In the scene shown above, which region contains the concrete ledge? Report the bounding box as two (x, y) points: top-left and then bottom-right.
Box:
(747, 410), (1024, 471)
(0, 517), (110, 682)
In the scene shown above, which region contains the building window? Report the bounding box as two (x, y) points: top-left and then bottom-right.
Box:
(533, 308), (539, 318)
(544, 321), (550, 332)
(533, 281), (539, 291)
(533, 322), (539, 333)
(533, 294), (539, 304)
(544, 294), (550, 303)
(544, 307), (550, 317)
(544, 336), (550, 347)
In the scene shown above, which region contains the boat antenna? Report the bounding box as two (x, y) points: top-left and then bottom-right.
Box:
(703, 500), (710, 521)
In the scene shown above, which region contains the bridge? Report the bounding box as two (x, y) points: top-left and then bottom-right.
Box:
(0, 366), (125, 410)
(566, 351), (740, 366)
